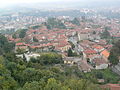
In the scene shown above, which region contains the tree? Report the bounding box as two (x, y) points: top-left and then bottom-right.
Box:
(37, 53), (63, 65)
(67, 48), (78, 57)
(101, 30), (111, 39)
(21, 68), (55, 85)
(68, 41), (75, 49)
(71, 18), (80, 26)
(46, 18), (66, 29)
(16, 48), (26, 54)
(23, 81), (41, 90)
(0, 75), (18, 90)
(19, 29), (28, 38)
(33, 37), (39, 42)
(46, 24), (52, 29)
(95, 72), (103, 79)
(108, 51), (119, 65)
(31, 25), (40, 29)
(0, 57), (18, 90)
(4, 52), (16, 62)
(30, 57), (39, 63)
(12, 34), (17, 39)
(44, 78), (69, 90)
(64, 79), (100, 90)
(22, 68), (37, 83)
(68, 48), (73, 57)
(93, 31), (96, 34)
(0, 34), (15, 55)
(108, 40), (120, 65)
(6, 62), (17, 74)
(105, 26), (111, 31)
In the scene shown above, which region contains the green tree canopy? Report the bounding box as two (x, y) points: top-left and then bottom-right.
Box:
(100, 30), (111, 39)
(71, 18), (80, 26)
(0, 34), (15, 55)
(36, 53), (63, 65)
(108, 40), (120, 65)
(46, 18), (66, 29)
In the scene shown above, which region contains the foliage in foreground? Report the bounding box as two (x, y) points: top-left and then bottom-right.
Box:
(0, 52), (102, 90)
(109, 40), (120, 65)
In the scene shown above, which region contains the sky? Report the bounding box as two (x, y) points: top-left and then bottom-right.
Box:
(0, 0), (120, 8)
(1, 0), (73, 4)
(0, 0), (72, 7)
(0, 0), (79, 8)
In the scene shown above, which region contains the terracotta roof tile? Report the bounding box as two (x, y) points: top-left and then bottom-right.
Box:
(101, 49), (110, 58)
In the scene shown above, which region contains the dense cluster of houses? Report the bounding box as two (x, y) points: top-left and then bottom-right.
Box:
(8, 26), (92, 53)
(64, 39), (111, 72)
(6, 17), (116, 73)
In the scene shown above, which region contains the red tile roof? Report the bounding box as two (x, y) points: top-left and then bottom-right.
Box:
(16, 43), (25, 46)
(84, 49), (97, 54)
(93, 45), (104, 50)
(101, 84), (120, 90)
(101, 49), (110, 58)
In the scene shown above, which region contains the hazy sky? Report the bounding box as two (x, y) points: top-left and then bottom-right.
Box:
(1, 0), (73, 4)
(0, 0), (120, 8)
(0, 0), (72, 7)
(0, 0), (109, 4)
(0, 0), (79, 8)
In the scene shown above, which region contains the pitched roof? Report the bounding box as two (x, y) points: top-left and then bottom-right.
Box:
(79, 60), (93, 72)
(16, 43), (25, 46)
(93, 58), (108, 65)
(101, 49), (110, 58)
(84, 49), (97, 54)
(101, 84), (120, 90)
(93, 45), (104, 50)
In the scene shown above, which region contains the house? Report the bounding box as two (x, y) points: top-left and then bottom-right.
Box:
(104, 45), (112, 51)
(97, 40), (107, 46)
(100, 49), (110, 60)
(78, 60), (93, 73)
(15, 42), (29, 52)
(92, 58), (108, 69)
(57, 44), (71, 52)
(63, 57), (81, 65)
(24, 53), (40, 61)
(97, 79), (105, 83)
(92, 45), (104, 52)
(89, 34), (100, 40)
(30, 43), (54, 52)
(83, 49), (97, 59)
(87, 54), (101, 62)
(101, 84), (120, 90)
(16, 53), (40, 61)
(78, 32), (89, 41)
(55, 40), (71, 52)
